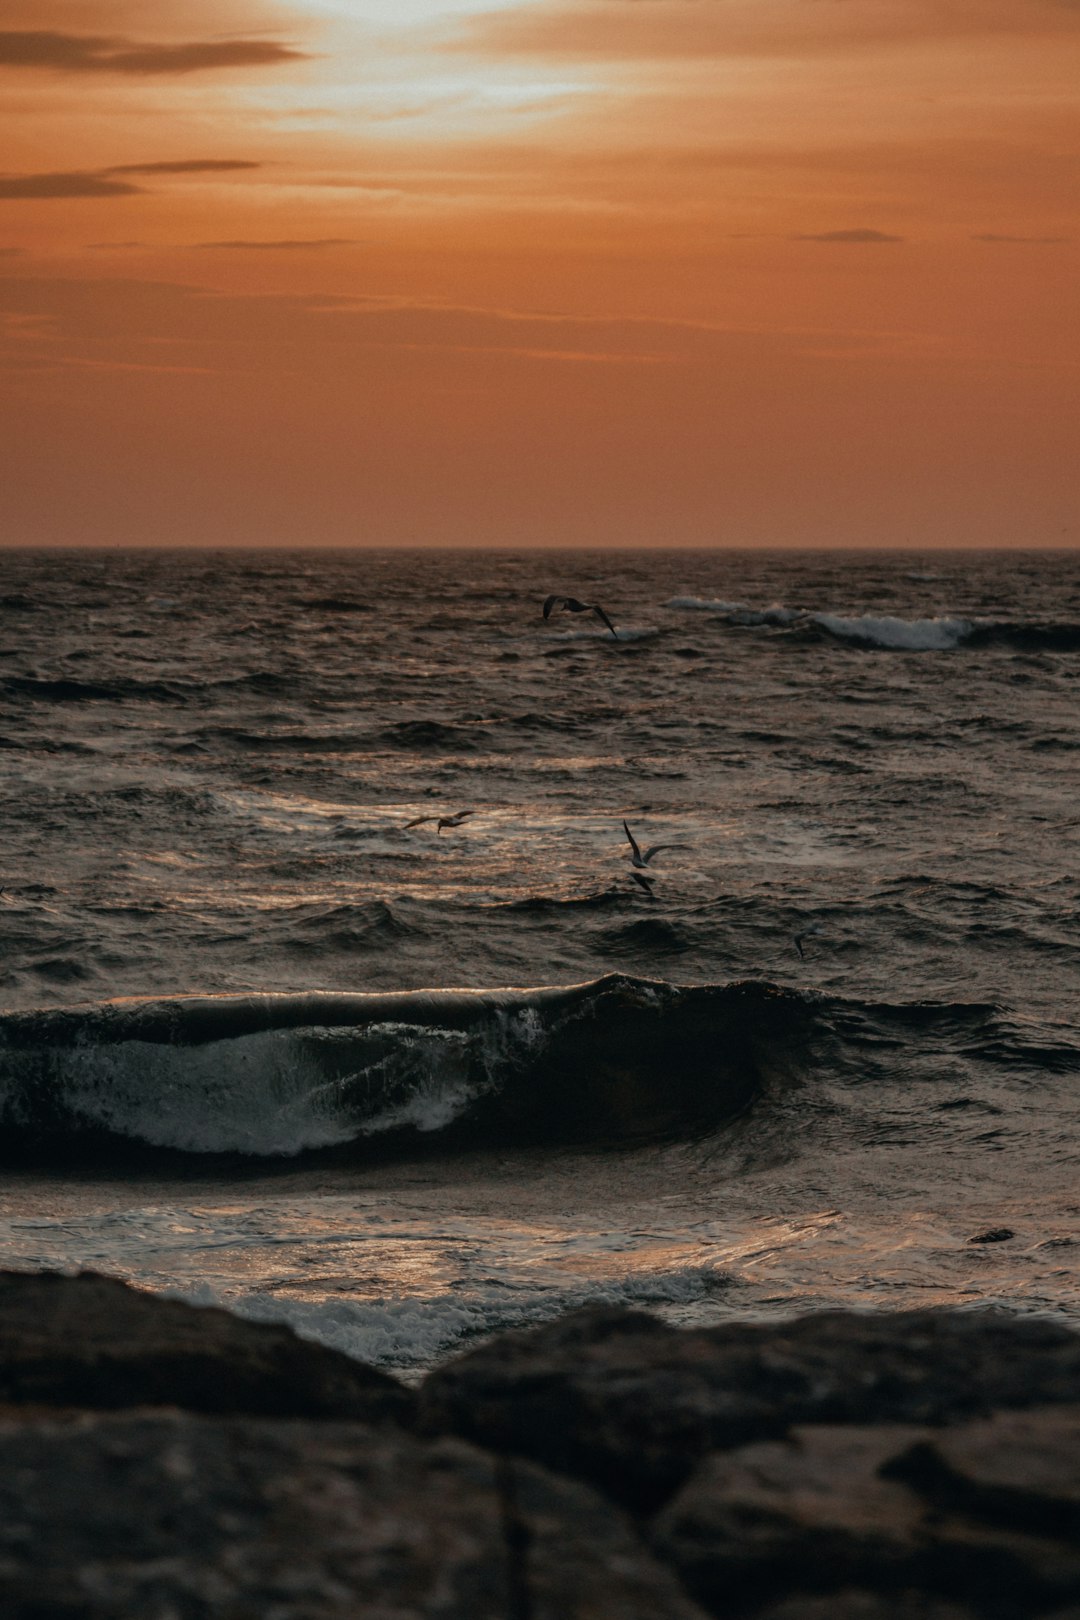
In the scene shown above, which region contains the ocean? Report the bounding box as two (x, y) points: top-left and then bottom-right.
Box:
(2, 546), (1079, 1377)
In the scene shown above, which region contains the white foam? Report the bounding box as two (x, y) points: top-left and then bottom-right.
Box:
(2, 1021), (498, 1156)
(177, 1264), (729, 1373)
(812, 613), (972, 651)
(665, 597), (800, 627)
(667, 595), (972, 650)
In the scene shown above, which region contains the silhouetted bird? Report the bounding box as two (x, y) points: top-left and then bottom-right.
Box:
(794, 923), (824, 959)
(405, 810), (476, 834)
(542, 595), (618, 638)
(623, 821), (691, 869)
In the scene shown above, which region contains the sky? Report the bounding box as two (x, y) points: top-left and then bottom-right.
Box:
(0, 0), (1077, 548)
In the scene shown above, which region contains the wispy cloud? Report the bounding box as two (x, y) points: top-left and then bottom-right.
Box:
(973, 232), (1072, 243)
(450, 0), (1080, 60)
(0, 160), (261, 201)
(0, 30), (305, 76)
(110, 160), (262, 177)
(194, 238), (355, 251)
(0, 172), (141, 199)
(791, 229), (904, 243)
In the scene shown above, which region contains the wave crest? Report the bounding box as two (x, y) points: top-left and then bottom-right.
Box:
(0, 975), (809, 1160)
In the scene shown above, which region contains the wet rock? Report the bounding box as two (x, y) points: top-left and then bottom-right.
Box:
(0, 1269), (413, 1424)
(419, 1305), (1080, 1511)
(968, 1229), (1015, 1244)
(653, 1416), (1080, 1619)
(0, 1408), (708, 1620)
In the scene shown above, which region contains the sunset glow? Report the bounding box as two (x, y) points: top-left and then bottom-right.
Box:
(1, 0), (1077, 546)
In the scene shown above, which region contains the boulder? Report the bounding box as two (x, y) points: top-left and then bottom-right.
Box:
(0, 1408), (709, 1620)
(0, 1269), (413, 1425)
(884, 1405), (1080, 1536)
(419, 1305), (1080, 1511)
(653, 1413), (1080, 1618)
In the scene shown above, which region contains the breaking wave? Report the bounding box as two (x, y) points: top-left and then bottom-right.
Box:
(665, 598), (1080, 652)
(0, 975), (810, 1160)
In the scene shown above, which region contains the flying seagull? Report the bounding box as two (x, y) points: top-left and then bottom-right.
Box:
(793, 923), (824, 959)
(542, 595), (618, 638)
(405, 810), (476, 834)
(623, 821), (691, 869)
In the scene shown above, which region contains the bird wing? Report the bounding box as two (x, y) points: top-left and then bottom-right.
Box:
(630, 872), (655, 895)
(592, 604), (618, 637)
(642, 843), (691, 864)
(405, 815), (436, 828)
(793, 935), (806, 958)
(542, 595), (562, 620)
(622, 821), (642, 860)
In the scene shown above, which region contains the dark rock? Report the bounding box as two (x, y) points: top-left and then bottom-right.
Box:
(653, 1417), (1080, 1619)
(419, 1305), (1080, 1511)
(885, 1405), (1080, 1538)
(0, 1408), (708, 1619)
(0, 1269), (413, 1424)
(969, 1229), (1015, 1244)
(757, 1595), (975, 1620)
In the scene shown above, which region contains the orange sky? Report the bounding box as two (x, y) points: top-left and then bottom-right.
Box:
(1, 0), (1077, 547)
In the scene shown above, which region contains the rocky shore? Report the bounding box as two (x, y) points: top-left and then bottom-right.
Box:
(2, 1272), (1079, 1618)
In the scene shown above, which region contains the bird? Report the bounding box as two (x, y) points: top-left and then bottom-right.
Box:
(793, 923), (824, 959)
(622, 821), (691, 869)
(542, 595), (618, 638)
(405, 810), (476, 834)
(629, 871), (657, 898)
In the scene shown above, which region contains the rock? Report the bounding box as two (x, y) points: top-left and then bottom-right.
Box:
(0, 1408), (709, 1620)
(968, 1229), (1015, 1244)
(0, 1269), (413, 1425)
(652, 1426), (930, 1613)
(419, 1305), (1080, 1511)
(885, 1405), (1080, 1537)
(757, 1596), (975, 1620)
(653, 1416), (1080, 1619)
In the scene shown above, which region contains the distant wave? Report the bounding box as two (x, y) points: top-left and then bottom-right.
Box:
(2, 671), (295, 705)
(299, 597), (373, 614)
(665, 598), (1080, 652)
(813, 613), (971, 650)
(0, 975), (809, 1160)
(377, 719), (489, 750)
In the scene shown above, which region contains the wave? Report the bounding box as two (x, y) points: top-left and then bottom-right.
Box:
(299, 597), (373, 614)
(665, 598), (1080, 653)
(544, 626), (661, 645)
(178, 1264), (731, 1373)
(0, 975), (811, 1161)
(813, 613), (972, 650)
(1, 671), (296, 706)
(377, 720), (489, 751)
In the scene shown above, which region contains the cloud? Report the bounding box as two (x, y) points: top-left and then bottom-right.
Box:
(0, 160), (261, 201)
(194, 238), (355, 251)
(0, 245), (25, 255)
(452, 0), (1080, 61)
(973, 232), (1072, 243)
(0, 172), (142, 199)
(791, 229), (904, 243)
(109, 160), (262, 176)
(0, 29), (306, 75)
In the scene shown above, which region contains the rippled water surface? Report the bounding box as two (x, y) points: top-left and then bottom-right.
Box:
(2, 547), (1079, 1370)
